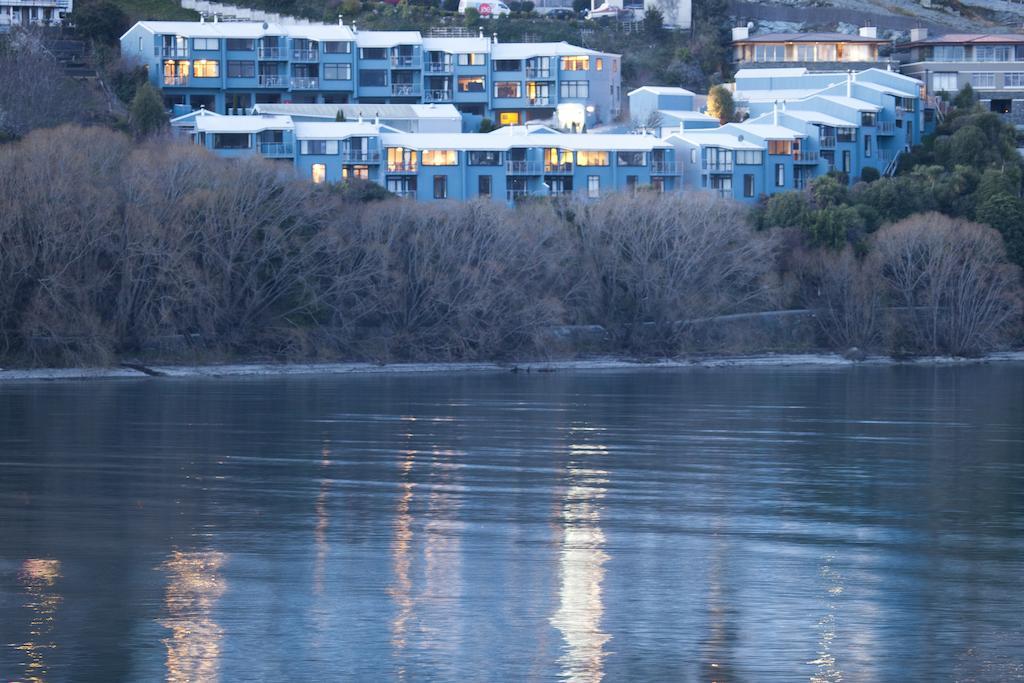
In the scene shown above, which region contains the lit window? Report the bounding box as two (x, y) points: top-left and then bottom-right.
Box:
(386, 147), (417, 172)
(458, 76), (486, 92)
(545, 148), (573, 170)
(576, 151), (609, 167)
(193, 60), (219, 78)
(494, 81), (521, 98)
(561, 56), (589, 71)
(767, 140), (792, 155)
(312, 163), (326, 184)
(596, 57), (603, 71)
(498, 111), (520, 125)
(458, 53), (485, 65)
(422, 150), (458, 166)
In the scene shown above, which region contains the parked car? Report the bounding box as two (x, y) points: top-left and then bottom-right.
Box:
(545, 8), (575, 18)
(459, 0), (512, 16)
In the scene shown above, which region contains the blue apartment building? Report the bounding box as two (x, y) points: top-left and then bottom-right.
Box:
(119, 20), (622, 130)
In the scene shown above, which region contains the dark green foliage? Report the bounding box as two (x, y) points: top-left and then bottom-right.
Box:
(976, 192), (1024, 267)
(109, 62), (149, 104)
(478, 117), (496, 132)
(643, 7), (663, 36)
(129, 82), (167, 137)
(335, 109), (346, 122)
(860, 167), (880, 183)
(328, 178), (394, 202)
(706, 85), (735, 123)
(572, 0), (588, 12)
(952, 82), (977, 110)
(71, 0), (131, 44)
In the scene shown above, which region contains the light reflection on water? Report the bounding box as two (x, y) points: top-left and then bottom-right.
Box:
(0, 365), (1022, 680)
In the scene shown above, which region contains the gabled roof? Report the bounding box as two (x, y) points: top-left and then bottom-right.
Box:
(123, 20), (355, 41)
(488, 123), (561, 135)
(906, 33), (1024, 47)
(666, 131), (764, 150)
(490, 41), (610, 59)
(421, 36), (492, 53)
(195, 115), (294, 133)
(814, 95), (882, 112)
(294, 121), (396, 139)
(170, 108), (222, 124)
(726, 122), (804, 140)
(627, 86), (696, 97)
(353, 31), (422, 48)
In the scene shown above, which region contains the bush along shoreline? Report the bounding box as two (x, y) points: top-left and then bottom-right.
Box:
(0, 125), (1021, 369)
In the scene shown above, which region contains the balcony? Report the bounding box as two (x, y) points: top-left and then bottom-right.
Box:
(155, 46), (189, 58)
(292, 48), (319, 61)
(342, 150), (382, 163)
(525, 67), (551, 78)
(819, 135), (836, 148)
(877, 120), (896, 135)
(257, 75), (286, 87)
(705, 162), (733, 173)
(793, 150), (819, 163)
(527, 96), (551, 106)
(259, 142), (294, 158)
(387, 162), (418, 173)
(425, 89), (453, 102)
(506, 189), (531, 202)
(544, 162), (573, 174)
(258, 46), (284, 60)
(651, 161), (682, 175)
(506, 160), (541, 175)
(391, 55), (417, 68)
(163, 75), (188, 86)
(392, 83), (421, 96)
(425, 62), (453, 73)
(291, 77), (319, 90)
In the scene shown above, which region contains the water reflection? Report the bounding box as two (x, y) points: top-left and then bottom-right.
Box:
(313, 444), (331, 598)
(160, 550), (227, 683)
(809, 555), (844, 683)
(551, 441), (611, 682)
(389, 447), (417, 667)
(16, 558), (62, 683)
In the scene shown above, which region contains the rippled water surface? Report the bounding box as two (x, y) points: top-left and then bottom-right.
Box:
(1, 365), (1023, 681)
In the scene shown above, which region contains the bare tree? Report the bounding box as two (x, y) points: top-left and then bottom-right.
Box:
(797, 247), (884, 351)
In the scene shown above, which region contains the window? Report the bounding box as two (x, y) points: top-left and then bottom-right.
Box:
(767, 140), (792, 155)
(344, 165), (369, 180)
(360, 47), (387, 60)
(387, 148), (417, 172)
(932, 45), (964, 61)
(652, 177), (664, 193)
(312, 164), (326, 184)
(735, 150), (763, 165)
(975, 45), (1012, 62)
(498, 111), (520, 125)
(616, 151), (645, 166)
(545, 148), (573, 170)
(991, 99), (1012, 114)
(301, 140), (339, 155)
(837, 127), (856, 143)
(433, 175), (448, 199)
(468, 150), (501, 165)
(842, 150), (851, 173)
(493, 59), (521, 71)
(775, 163), (785, 187)
(932, 72), (958, 93)
(1005, 73), (1024, 88)
(561, 56), (589, 71)
(422, 150), (458, 166)
(587, 175), (600, 198)
(213, 133), (249, 149)
(458, 53), (485, 65)
(494, 81), (521, 98)
(478, 175), (492, 197)
(626, 175), (638, 191)
(559, 81), (589, 98)
(323, 41), (351, 53)
(596, 57), (603, 71)
(690, 148), (698, 164)
(226, 38), (254, 51)
(193, 38), (219, 51)
(193, 60), (219, 78)
(458, 76), (486, 92)
(360, 69), (387, 86)
(796, 45), (815, 61)
(387, 176), (417, 196)
(227, 60), (255, 78)
(324, 63), (352, 80)
(576, 151), (609, 166)
(743, 174), (755, 198)
(711, 176), (732, 197)
(971, 72), (996, 89)
(753, 44), (785, 62)
(860, 111), (876, 126)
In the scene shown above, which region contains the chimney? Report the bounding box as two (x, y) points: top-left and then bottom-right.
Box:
(773, 100), (779, 126)
(857, 26), (877, 38)
(213, 13), (218, 22)
(910, 27), (928, 42)
(846, 70), (853, 98)
(492, 32), (497, 44)
(479, 27), (484, 38)
(731, 26), (749, 41)
(338, 14), (343, 25)
(200, 14), (205, 22)
(352, 22), (357, 33)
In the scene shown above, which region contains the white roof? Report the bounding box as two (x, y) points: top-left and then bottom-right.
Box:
(382, 132), (669, 151)
(775, 109), (857, 127)
(667, 131), (763, 150)
(488, 123), (561, 135)
(421, 36), (492, 53)
(734, 88), (827, 103)
(124, 20), (355, 41)
(727, 122), (804, 140)
(659, 110), (718, 121)
(734, 67), (810, 78)
(170, 108), (222, 125)
(815, 95), (882, 112)
(353, 31), (422, 48)
(251, 102), (460, 120)
(490, 41), (608, 59)
(294, 121), (392, 139)
(195, 115), (293, 133)
(627, 85), (696, 97)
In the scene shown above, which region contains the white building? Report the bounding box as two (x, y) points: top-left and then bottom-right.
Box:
(0, 0), (71, 28)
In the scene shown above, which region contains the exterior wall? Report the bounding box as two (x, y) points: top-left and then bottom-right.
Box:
(0, 0), (71, 27)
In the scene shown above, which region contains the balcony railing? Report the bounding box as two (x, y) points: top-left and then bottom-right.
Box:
(386, 162), (418, 173)
(258, 46), (284, 59)
(425, 61), (453, 73)
(793, 150), (819, 163)
(705, 162), (733, 173)
(257, 75), (286, 87)
(342, 151), (381, 163)
(877, 120), (896, 135)
(525, 68), (551, 78)
(391, 55), (417, 68)
(650, 161), (682, 175)
(506, 160), (541, 174)
(163, 75), (188, 86)
(544, 162), (573, 174)
(259, 142), (294, 157)
(156, 46), (189, 58)
(425, 89), (453, 102)
(819, 135), (836, 148)
(527, 96), (551, 106)
(291, 77), (319, 90)
(292, 48), (319, 61)
(392, 83), (421, 96)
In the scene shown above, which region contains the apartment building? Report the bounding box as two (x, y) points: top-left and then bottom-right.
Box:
(898, 29), (1024, 126)
(0, 0), (71, 28)
(732, 26), (893, 72)
(119, 20), (622, 130)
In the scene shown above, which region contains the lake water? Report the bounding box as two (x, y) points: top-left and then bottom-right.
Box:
(1, 365), (1022, 681)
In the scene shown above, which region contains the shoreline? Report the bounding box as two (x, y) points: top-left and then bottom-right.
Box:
(2, 351), (1024, 382)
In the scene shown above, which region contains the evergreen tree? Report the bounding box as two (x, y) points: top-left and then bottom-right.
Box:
(129, 83), (167, 138)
